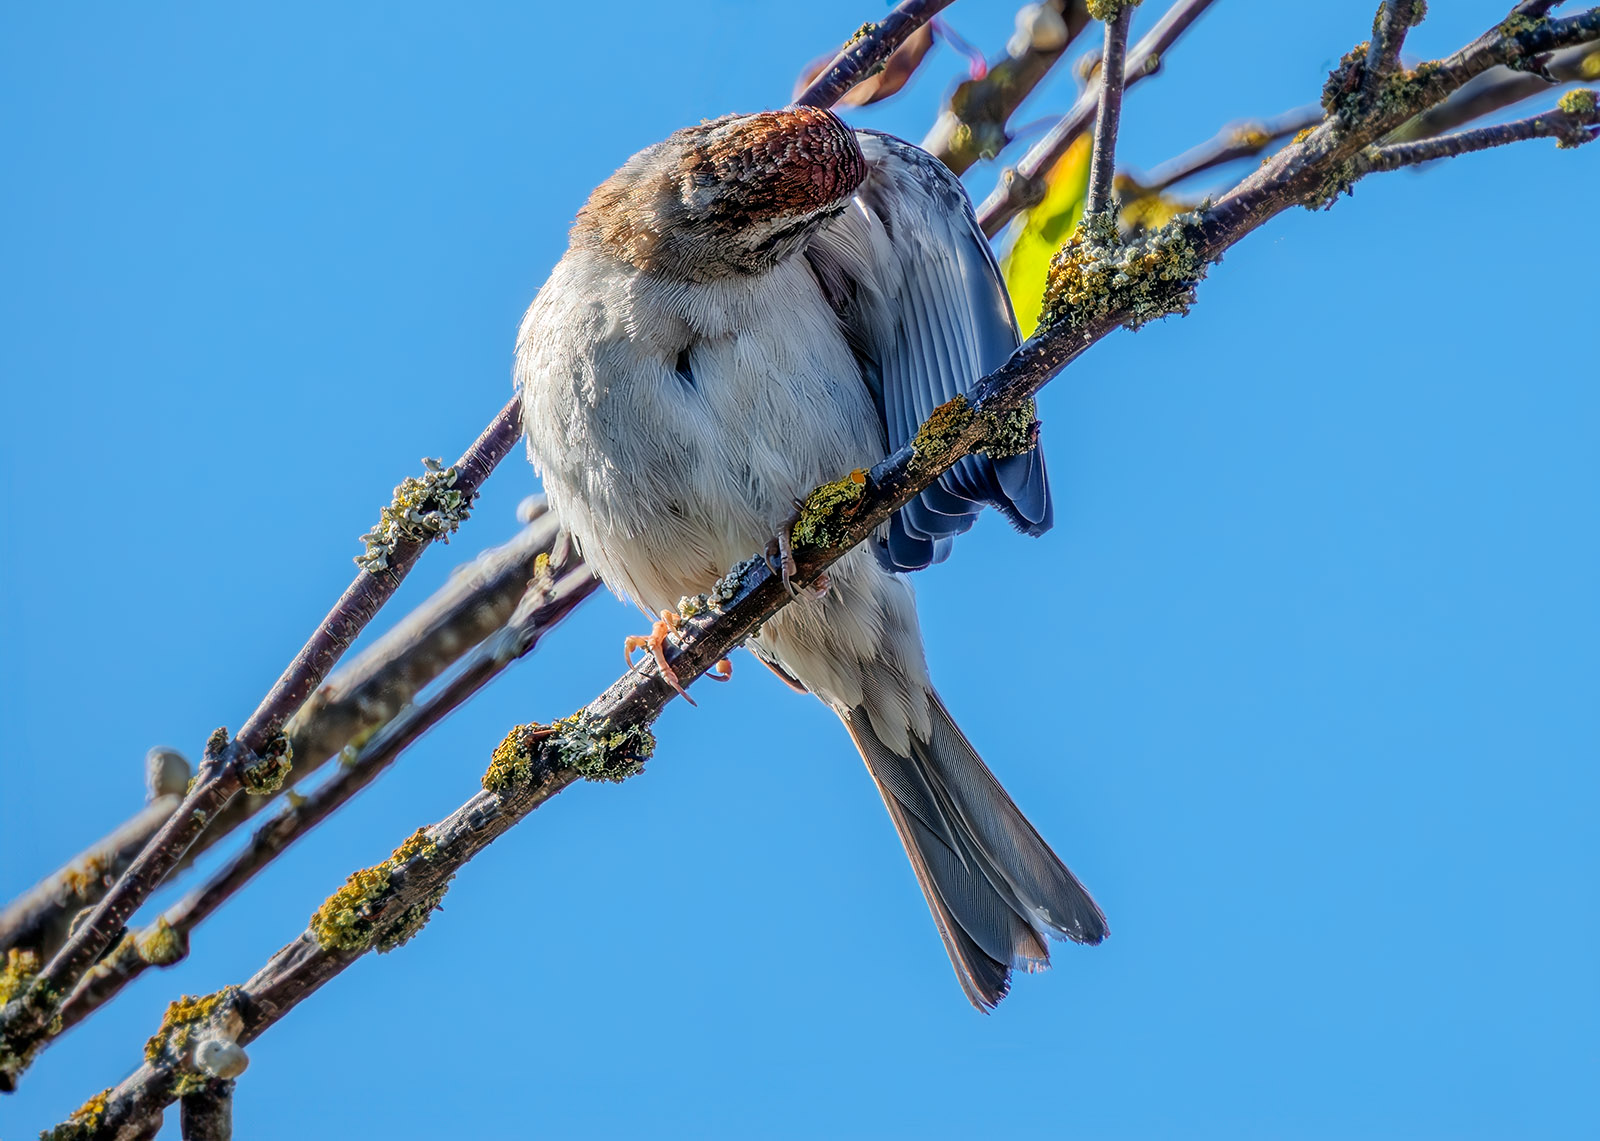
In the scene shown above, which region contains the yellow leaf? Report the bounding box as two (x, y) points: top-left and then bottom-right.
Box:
(999, 134), (1093, 338)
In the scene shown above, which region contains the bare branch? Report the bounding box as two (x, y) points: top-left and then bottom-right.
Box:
(1085, 3), (1138, 215)
(923, 2), (1093, 174)
(0, 397), (525, 1090)
(793, 0), (957, 110)
(179, 1080), (234, 1141)
(1359, 91), (1599, 170)
(54, 552), (599, 1040)
(975, 0), (1220, 237)
(1129, 105), (1324, 193)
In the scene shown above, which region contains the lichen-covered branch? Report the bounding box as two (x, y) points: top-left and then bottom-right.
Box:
(922, 2), (1093, 174)
(792, 0), (957, 110)
(0, 788), (183, 962)
(3, 507), (568, 1023)
(49, 7), (1600, 1130)
(52, 552), (599, 1040)
(1366, 0), (1427, 96)
(1203, 4), (1600, 241)
(1359, 89), (1598, 169)
(975, 0), (1219, 237)
(178, 502), (569, 868)
(0, 397), (525, 1091)
(1386, 40), (1600, 141)
(1084, 2), (1138, 215)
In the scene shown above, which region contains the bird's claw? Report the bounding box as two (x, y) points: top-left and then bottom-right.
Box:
(623, 611), (734, 701)
(624, 610), (697, 705)
(766, 514), (831, 601)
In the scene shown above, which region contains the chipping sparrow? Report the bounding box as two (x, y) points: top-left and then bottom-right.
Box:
(516, 107), (1106, 1008)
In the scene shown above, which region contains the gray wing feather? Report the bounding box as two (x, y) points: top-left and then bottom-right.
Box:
(808, 130), (1053, 573)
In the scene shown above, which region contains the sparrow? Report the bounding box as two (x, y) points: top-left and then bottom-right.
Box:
(515, 106), (1107, 1009)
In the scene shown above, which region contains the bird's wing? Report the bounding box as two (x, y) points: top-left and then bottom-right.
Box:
(805, 129), (1053, 574)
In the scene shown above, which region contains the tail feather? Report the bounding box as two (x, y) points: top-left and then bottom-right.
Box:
(843, 691), (1107, 1010)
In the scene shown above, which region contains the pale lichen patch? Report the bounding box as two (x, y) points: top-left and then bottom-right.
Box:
(356, 457), (473, 573)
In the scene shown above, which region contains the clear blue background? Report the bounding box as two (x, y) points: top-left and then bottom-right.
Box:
(3, 2), (1595, 1137)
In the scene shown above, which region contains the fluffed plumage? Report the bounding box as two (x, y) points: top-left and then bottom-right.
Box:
(516, 108), (1105, 1008)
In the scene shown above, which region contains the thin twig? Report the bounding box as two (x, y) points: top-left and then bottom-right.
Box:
(1365, 0), (1426, 97)
(923, 1), (1093, 174)
(975, 0), (1220, 236)
(0, 397), (525, 1090)
(1359, 94), (1599, 170)
(54, 557), (599, 1039)
(1386, 41), (1600, 141)
(793, 0), (957, 109)
(1085, 4), (1137, 215)
(1131, 105), (1324, 193)
(51, 10), (1600, 1131)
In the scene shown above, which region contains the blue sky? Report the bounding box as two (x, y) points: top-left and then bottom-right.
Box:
(2, 2), (1595, 1137)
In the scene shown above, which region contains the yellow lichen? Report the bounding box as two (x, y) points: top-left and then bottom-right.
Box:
(1086, 0), (1142, 21)
(240, 733), (293, 796)
(790, 469), (869, 550)
(0, 948), (39, 1006)
(909, 397), (977, 474)
(308, 828), (448, 953)
(483, 724), (544, 794)
(143, 989), (232, 1066)
(1558, 87), (1597, 115)
(135, 918), (187, 967)
(40, 1087), (111, 1141)
(981, 401), (1040, 459)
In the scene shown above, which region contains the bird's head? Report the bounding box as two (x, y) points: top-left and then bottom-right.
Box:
(572, 107), (867, 282)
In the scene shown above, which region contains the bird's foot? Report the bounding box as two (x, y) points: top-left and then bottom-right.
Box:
(625, 610), (693, 704)
(623, 610), (733, 703)
(765, 510), (831, 601)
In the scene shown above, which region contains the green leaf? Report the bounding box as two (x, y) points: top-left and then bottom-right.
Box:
(999, 134), (1093, 339)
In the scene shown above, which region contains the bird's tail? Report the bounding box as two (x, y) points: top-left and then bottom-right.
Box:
(842, 691), (1107, 1010)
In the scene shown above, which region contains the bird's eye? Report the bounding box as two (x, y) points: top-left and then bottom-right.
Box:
(674, 347), (695, 389)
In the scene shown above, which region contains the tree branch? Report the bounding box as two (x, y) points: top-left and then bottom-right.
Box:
(1365, 0), (1427, 96)
(179, 1080), (234, 1141)
(1385, 41), (1600, 141)
(1085, 3), (1138, 215)
(1130, 106), (1326, 200)
(4, 508), (565, 972)
(53, 550), (599, 1041)
(975, 0), (1219, 237)
(922, 1), (1093, 174)
(1359, 91), (1598, 170)
(0, 789), (182, 962)
(0, 398), (525, 1090)
(793, 0), (957, 110)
